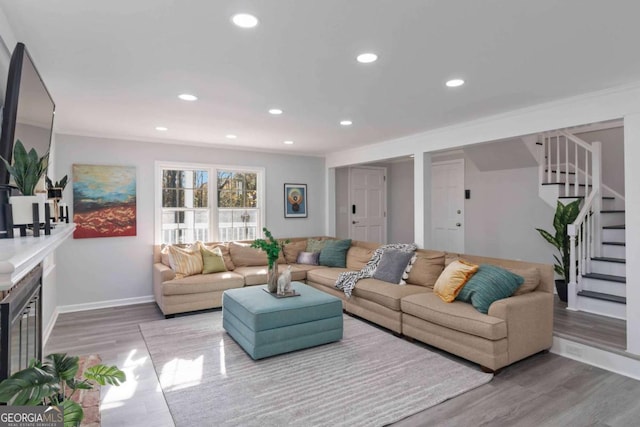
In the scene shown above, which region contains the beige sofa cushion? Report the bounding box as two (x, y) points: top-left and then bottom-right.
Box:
(352, 279), (430, 311)
(509, 267), (541, 295)
(401, 293), (507, 340)
(229, 242), (269, 266)
(306, 267), (351, 287)
(233, 266), (269, 285)
(406, 250), (445, 288)
(162, 271), (244, 295)
(346, 246), (374, 270)
(283, 240), (307, 264)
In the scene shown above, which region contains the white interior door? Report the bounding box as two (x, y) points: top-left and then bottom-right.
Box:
(349, 167), (387, 243)
(431, 159), (465, 253)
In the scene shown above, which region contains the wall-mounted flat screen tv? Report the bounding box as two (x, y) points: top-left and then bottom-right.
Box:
(0, 42), (55, 234)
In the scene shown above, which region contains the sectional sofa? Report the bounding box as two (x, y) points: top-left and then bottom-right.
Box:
(152, 237), (554, 371)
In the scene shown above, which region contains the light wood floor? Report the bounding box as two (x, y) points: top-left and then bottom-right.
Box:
(45, 302), (640, 427)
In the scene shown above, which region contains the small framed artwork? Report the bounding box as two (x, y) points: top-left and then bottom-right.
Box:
(284, 183), (307, 218)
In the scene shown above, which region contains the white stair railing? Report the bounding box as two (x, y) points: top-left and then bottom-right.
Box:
(540, 131), (602, 310)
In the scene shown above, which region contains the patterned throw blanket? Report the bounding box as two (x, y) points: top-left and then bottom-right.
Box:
(335, 243), (417, 298)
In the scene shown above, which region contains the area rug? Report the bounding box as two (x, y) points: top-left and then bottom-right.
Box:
(139, 312), (492, 427)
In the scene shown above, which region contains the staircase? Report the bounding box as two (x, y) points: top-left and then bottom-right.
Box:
(538, 130), (626, 319)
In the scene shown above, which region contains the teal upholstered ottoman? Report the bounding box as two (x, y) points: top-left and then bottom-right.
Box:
(222, 282), (343, 359)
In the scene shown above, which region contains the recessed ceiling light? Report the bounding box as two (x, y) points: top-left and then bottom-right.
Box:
(226, 134), (237, 139)
(340, 120), (353, 126)
(178, 93), (198, 101)
(232, 13), (259, 28)
(269, 108), (283, 115)
(155, 126), (168, 131)
(356, 53), (378, 64)
(445, 79), (465, 88)
(283, 140), (294, 145)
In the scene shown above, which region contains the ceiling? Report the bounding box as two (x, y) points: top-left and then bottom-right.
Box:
(2, 0), (640, 155)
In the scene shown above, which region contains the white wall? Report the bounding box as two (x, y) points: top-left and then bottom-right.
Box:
(464, 161), (554, 263)
(575, 127), (625, 196)
(387, 160), (414, 243)
(54, 134), (326, 307)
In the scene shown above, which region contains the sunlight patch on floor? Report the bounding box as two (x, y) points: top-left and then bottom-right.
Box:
(160, 355), (204, 391)
(102, 349), (147, 405)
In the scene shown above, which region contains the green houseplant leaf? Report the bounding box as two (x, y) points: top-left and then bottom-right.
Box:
(0, 367), (59, 405)
(536, 199), (582, 285)
(63, 399), (83, 427)
(0, 140), (49, 195)
(84, 364), (126, 386)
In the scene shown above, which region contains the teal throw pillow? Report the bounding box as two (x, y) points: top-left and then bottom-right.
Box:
(319, 239), (352, 268)
(456, 264), (524, 314)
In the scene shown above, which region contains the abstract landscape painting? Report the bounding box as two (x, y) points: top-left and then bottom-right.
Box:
(73, 164), (137, 238)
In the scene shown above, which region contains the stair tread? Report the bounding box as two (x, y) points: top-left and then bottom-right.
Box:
(603, 224), (625, 229)
(545, 169), (576, 175)
(591, 256), (626, 264)
(542, 182), (590, 187)
(602, 241), (626, 246)
(577, 290), (626, 304)
(582, 272), (626, 283)
(557, 196), (615, 200)
(601, 210), (625, 213)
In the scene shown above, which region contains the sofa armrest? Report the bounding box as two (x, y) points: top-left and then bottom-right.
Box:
(488, 291), (554, 364)
(153, 263), (176, 309)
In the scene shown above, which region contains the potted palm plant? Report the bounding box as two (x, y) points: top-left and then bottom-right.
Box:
(535, 199), (581, 302)
(0, 353), (125, 426)
(0, 139), (49, 225)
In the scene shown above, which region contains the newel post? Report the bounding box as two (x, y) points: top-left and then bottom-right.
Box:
(591, 141), (603, 257)
(567, 223), (578, 311)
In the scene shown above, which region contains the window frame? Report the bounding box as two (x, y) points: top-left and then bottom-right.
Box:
(155, 161), (265, 244)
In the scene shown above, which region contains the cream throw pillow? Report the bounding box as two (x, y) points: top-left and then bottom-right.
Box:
(201, 246), (227, 274)
(168, 245), (203, 278)
(433, 259), (479, 303)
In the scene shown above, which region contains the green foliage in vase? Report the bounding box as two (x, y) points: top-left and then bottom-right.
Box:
(251, 227), (290, 269)
(0, 140), (49, 196)
(0, 353), (126, 427)
(535, 199), (581, 284)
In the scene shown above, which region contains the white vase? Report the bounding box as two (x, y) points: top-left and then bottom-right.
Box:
(9, 194), (47, 225)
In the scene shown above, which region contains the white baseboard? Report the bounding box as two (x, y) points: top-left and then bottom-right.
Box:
(551, 336), (640, 380)
(43, 308), (59, 348)
(57, 295), (155, 314)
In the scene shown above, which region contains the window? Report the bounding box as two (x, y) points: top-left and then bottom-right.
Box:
(156, 162), (264, 244)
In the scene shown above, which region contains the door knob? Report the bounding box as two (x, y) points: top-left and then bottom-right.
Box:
(456, 222), (461, 227)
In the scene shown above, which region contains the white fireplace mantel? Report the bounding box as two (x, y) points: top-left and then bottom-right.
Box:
(0, 224), (75, 291)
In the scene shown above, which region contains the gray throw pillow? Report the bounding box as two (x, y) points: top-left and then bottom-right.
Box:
(297, 251), (320, 265)
(373, 250), (415, 284)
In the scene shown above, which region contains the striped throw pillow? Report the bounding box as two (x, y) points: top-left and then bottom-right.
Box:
(456, 264), (524, 313)
(167, 245), (204, 277)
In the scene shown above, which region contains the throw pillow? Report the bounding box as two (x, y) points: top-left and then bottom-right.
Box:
(167, 245), (204, 278)
(319, 239), (352, 268)
(201, 246), (227, 274)
(297, 251), (320, 265)
(406, 250), (446, 288)
(373, 249), (415, 284)
(283, 240), (307, 264)
(433, 259), (479, 303)
(400, 254), (418, 285)
(456, 264), (525, 314)
(202, 243), (235, 271)
(306, 238), (327, 253)
(160, 244), (171, 266)
(508, 267), (541, 296)
(346, 246), (375, 270)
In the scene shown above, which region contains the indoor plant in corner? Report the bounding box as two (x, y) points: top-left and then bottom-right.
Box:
(535, 199), (581, 302)
(0, 139), (49, 225)
(0, 353), (126, 427)
(251, 227), (289, 293)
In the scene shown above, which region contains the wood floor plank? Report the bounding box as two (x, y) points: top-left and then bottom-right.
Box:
(45, 302), (640, 427)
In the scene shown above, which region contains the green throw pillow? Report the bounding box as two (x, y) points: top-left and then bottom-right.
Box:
(319, 239), (352, 268)
(201, 246), (227, 274)
(306, 238), (327, 253)
(456, 264), (524, 314)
